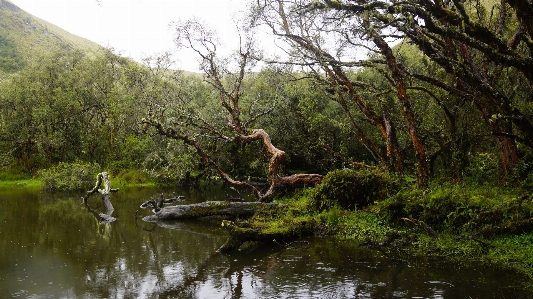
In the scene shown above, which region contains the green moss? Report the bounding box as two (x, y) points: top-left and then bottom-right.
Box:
(377, 182), (531, 233)
(335, 211), (398, 243)
(486, 233), (533, 281)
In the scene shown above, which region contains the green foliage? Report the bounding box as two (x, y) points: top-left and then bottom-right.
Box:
(38, 161), (101, 192)
(378, 183), (533, 233)
(143, 145), (197, 186)
(117, 169), (150, 185)
(0, 34), (25, 73)
(0, 165), (29, 181)
(513, 148), (533, 189)
(337, 212), (397, 243)
(465, 152), (501, 185)
(0, 48), (171, 175)
(308, 168), (399, 211)
(262, 75), (365, 172)
(487, 233), (533, 281)
(2, 0), (533, 190)
(247, 198), (318, 237)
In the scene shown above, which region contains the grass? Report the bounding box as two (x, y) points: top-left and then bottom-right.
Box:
(0, 167), (42, 190)
(0, 177), (42, 190)
(0, 168), (155, 191)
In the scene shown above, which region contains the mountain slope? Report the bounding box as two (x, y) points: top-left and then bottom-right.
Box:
(0, 0), (102, 73)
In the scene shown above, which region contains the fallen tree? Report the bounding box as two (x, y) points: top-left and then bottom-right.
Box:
(141, 201), (278, 222)
(143, 117), (323, 202)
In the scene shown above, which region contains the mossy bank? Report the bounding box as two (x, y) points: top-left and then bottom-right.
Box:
(241, 168), (533, 289)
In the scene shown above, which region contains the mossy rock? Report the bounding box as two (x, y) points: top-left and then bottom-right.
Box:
(309, 168), (399, 211)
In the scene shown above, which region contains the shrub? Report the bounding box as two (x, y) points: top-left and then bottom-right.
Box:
(38, 161), (101, 192)
(0, 165), (29, 181)
(308, 168), (399, 211)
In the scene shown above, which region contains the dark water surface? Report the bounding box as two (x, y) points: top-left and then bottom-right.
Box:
(0, 187), (531, 298)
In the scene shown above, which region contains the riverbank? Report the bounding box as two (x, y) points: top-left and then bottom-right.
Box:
(0, 176), (155, 191)
(252, 181), (533, 290)
(3, 169), (532, 290)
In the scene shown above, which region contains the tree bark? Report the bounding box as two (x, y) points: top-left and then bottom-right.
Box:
(366, 24), (429, 188)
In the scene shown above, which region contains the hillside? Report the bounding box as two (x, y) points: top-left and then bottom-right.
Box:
(0, 0), (102, 73)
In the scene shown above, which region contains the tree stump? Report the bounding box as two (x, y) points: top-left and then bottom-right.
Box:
(82, 172), (119, 223)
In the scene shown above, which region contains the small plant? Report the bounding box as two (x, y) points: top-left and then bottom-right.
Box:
(38, 161), (101, 192)
(119, 169), (150, 185)
(325, 206), (342, 226)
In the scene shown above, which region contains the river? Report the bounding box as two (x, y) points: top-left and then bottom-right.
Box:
(0, 186), (531, 298)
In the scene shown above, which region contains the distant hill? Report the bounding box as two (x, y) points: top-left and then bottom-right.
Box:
(0, 0), (103, 73)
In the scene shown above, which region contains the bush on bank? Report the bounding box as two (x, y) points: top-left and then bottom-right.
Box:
(38, 161), (102, 192)
(308, 167), (400, 211)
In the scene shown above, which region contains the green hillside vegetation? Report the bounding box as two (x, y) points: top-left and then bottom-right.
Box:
(0, 0), (101, 74)
(0, 34), (24, 72)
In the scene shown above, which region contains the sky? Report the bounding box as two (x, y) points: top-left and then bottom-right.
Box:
(11, 0), (252, 72)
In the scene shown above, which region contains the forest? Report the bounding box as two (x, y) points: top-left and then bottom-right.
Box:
(1, 0), (532, 195)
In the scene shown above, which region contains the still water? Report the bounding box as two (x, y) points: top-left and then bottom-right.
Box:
(0, 187), (531, 298)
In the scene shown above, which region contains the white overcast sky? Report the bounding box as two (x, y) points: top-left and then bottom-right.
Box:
(11, 0), (253, 71)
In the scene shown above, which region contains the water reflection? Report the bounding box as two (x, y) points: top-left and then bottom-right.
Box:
(0, 187), (531, 298)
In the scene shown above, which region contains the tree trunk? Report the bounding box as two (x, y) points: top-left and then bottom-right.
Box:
(367, 27), (429, 188)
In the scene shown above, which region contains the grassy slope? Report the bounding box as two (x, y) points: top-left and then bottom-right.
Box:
(0, 0), (102, 73)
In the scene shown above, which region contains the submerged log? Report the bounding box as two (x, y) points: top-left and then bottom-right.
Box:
(139, 194), (185, 212)
(142, 201), (278, 222)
